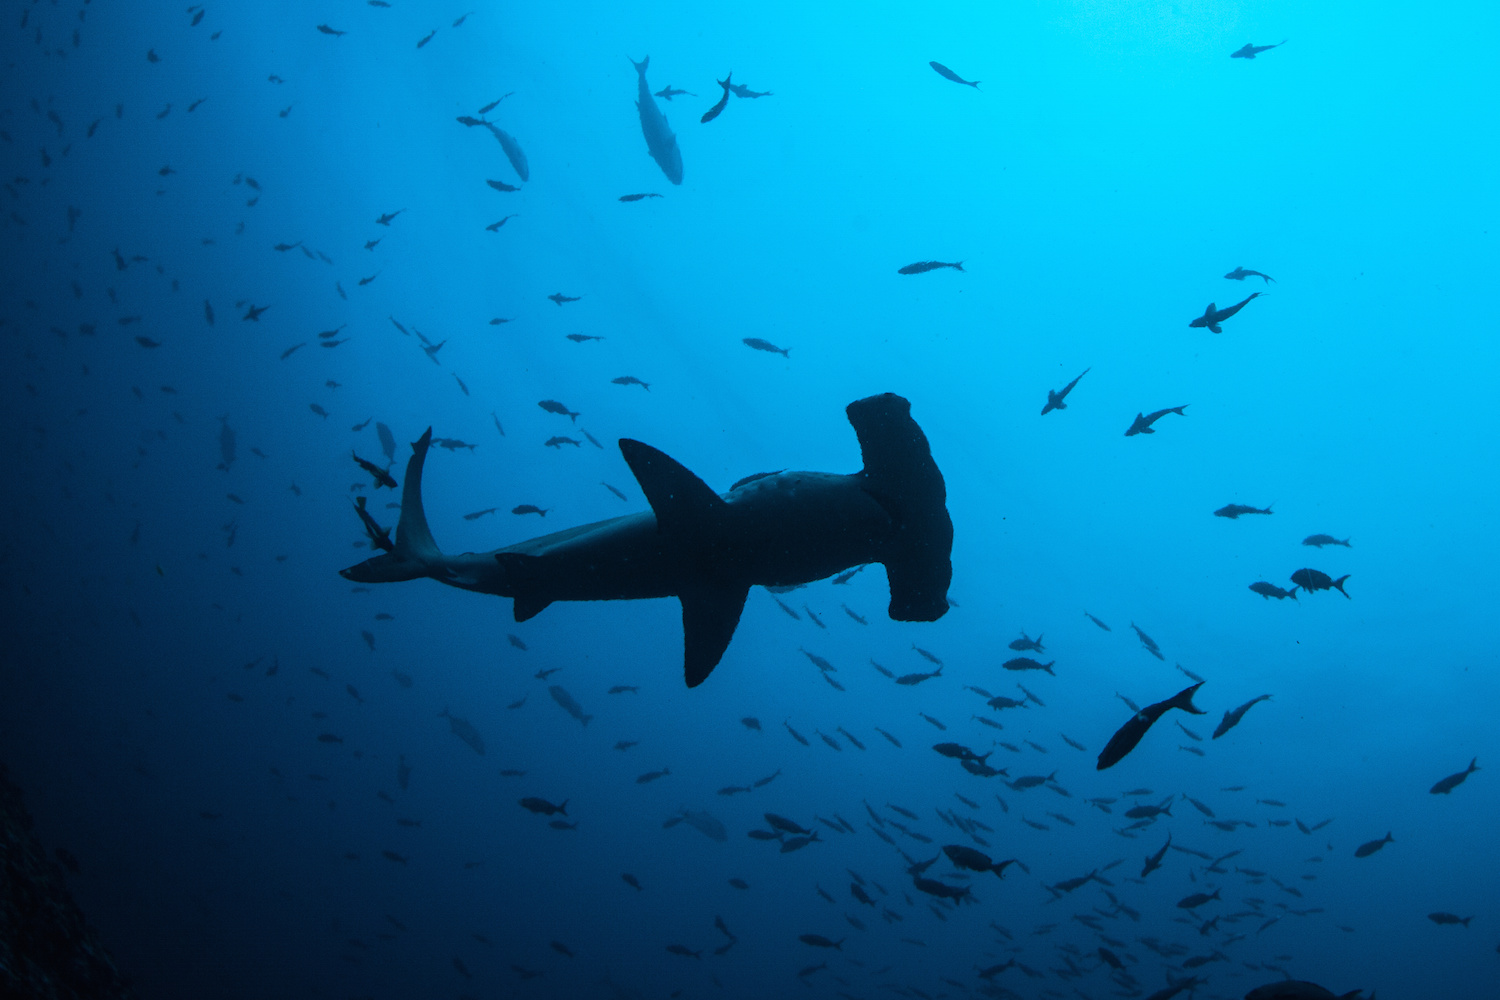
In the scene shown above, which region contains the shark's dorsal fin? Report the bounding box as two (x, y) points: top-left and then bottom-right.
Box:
(680, 585), (750, 687)
(619, 439), (727, 535)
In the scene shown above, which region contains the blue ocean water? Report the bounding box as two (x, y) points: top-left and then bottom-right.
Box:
(2, 1), (1497, 997)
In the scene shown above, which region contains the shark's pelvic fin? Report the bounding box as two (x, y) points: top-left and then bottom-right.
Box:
(494, 552), (553, 621)
(340, 428), (443, 584)
(845, 394), (953, 622)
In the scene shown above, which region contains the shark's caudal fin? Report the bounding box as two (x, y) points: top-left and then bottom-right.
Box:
(619, 438), (749, 688)
(845, 394), (953, 622)
(340, 428), (444, 584)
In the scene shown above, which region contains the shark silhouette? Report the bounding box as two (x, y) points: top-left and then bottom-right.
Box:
(341, 393), (952, 687)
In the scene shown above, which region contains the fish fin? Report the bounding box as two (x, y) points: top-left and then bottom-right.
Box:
(340, 428), (442, 583)
(845, 394), (952, 623)
(495, 553), (553, 620)
(1208, 323), (1222, 333)
(619, 439), (727, 536)
(680, 584), (749, 687)
(1169, 681), (1207, 715)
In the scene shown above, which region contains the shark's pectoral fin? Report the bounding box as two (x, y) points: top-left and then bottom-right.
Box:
(495, 552), (554, 621)
(680, 583), (749, 687)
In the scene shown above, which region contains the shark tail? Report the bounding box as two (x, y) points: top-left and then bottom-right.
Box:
(340, 428), (444, 583)
(630, 55), (648, 74)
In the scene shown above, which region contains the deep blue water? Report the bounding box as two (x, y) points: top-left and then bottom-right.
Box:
(2, 2), (1497, 998)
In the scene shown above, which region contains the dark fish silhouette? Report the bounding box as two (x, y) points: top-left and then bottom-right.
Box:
(618, 193), (662, 202)
(1226, 266), (1275, 283)
(484, 123), (529, 181)
(1302, 534), (1351, 548)
(1429, 758), (1479, 795)
(1353, 832), (1393, 858)
(929, 61), (979, 88)
(631, 57), (683, 184)
(548, 292), (581, 306)
(701, 73), (732, 124)
(654, 85), (694, 101)
(898, 260), (963, 275)
(1097, 683), (1205, 770)
(1189, 293), (1259, 333)
(1214, 502), (1272, 519)
(1125, 405), (1188, 436)
(1041, 368), (1088, 415)
(1290, 568), (1350, 598)
(743, 337), (789, 357)
(1248, 582), (1297, 600)
(1230, 39), (1288, 59)
(353, 452), (397, 489)
(727, 83), (772, 98)
(1213, 694), (1271, 738)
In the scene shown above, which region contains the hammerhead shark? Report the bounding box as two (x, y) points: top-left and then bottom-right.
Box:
(341, 394), (953, 687)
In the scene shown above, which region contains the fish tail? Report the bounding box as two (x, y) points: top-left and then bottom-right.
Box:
(1332, 574), (1351, 598)
(560, 800), (569, 816)
(630, 55), (648, 74)
(1169, 682), (1206, 715)
(340, 429), (444, 583)
(952, 261), (965, 271)
(1288, 586), (1299, 600)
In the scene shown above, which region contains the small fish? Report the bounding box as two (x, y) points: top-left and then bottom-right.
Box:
(618, 193), (663, 202)
(1303, 533), (1352, 548)
(742, 337), (789, 357)
(1214, 502), (1273, 519)
(636, 767), (670, 784)
(1225, 266), (1275, 284)
(538, 399), (580, 421)
(1125, 405), (1188, 436)
(611, 375), (650, 390)
(1230, 39), (1289, 59)
(1290, 568), (1351, 598)
(547, 292), (581, 306)
(1084, 611), (1112, 631)
(1430, 758), (1480, 795)
(511, 504), (548, 517)
(519, 797), (567, 816)
(1354, 832), (1394, 858)
(1189, 292), (1259, 333)
(1428, 912), (1473, 927)
(700, 72), (732, 123)
(1097, 683), (1205, 770)
(1213, 694), (1272, 738)
(1249, 582), (1298, 601)
(929, 61), (980, 88)
(898, 260), (964, 275)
